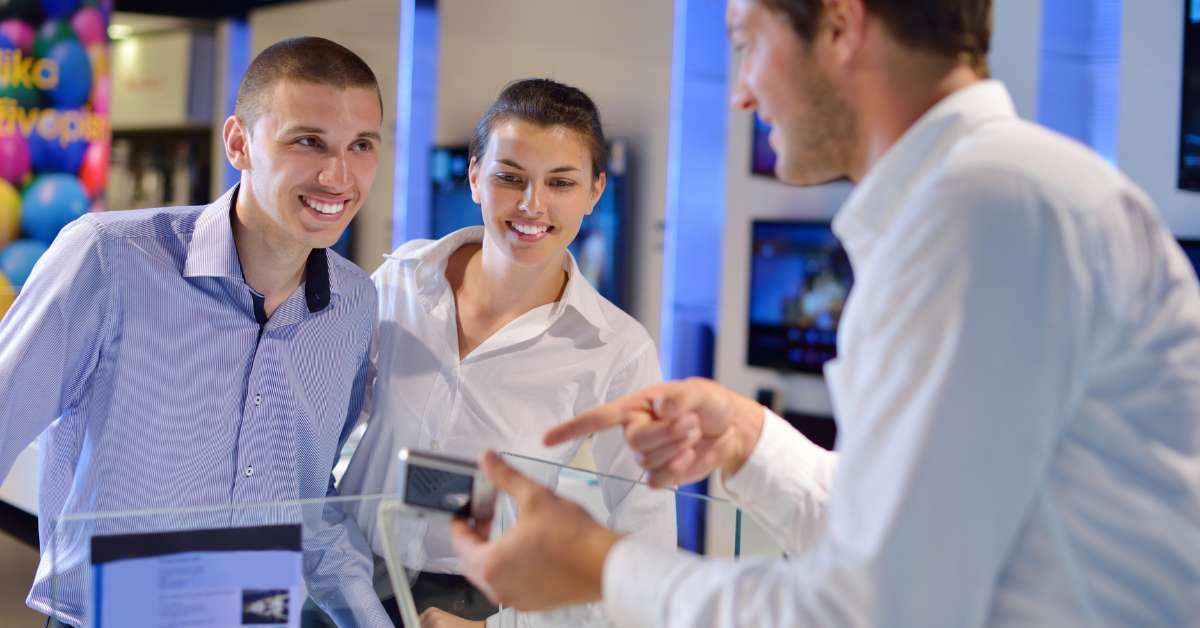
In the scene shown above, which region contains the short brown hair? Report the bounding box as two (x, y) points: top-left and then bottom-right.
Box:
(759, 0), (992, 76)
(234, 37), (382, 125)
(469, 78), (608, 180)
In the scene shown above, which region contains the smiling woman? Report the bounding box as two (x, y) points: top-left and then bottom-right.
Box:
(336, 78), (677, 626)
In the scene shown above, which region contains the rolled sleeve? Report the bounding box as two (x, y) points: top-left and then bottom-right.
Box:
(720, 409), (837, 555)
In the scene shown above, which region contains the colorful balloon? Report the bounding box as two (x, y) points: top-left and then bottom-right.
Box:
(79, 139), (108, 198)
(0, 19), (36, 52)
(45, 40), (92, 107)
(70, 6), (104, 46)
(20, 174), (89, 243)
(0, 239), (49, 287)
(81, 0), (111, 21)
(42, 0), (82, 20)
(0, 131), (32, 187)
(33, 18), (74, 58)
(0, 179), (20, 246)
(86, 41), (107, 85)
(0, 34), (38, 108)
(89, 75), (108, 114)
(0, 271), (15, 319)
(29, 124), (88, 174)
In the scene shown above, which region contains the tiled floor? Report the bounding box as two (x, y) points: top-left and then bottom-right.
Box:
(0, 530), (42, 626)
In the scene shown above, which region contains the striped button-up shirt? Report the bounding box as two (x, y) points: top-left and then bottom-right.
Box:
(0, 186), (380, 625)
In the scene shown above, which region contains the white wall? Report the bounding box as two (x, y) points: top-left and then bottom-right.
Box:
(435, 0), (675, 340)
(1119, 0), (1200, 237)
(249, 0), (401, 272)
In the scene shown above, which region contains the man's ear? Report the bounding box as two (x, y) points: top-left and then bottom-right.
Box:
(821, 0), (867, 68)
(223, 115), (252, 171)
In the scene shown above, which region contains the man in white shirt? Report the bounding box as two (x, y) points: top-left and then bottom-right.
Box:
(448, 1), (1200, 626)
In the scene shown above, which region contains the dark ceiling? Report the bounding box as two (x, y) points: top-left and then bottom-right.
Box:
(114, 0), (302, 19)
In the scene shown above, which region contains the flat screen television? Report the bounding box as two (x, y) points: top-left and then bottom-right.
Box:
(1181, 0), (1200, 191)
(750, 113), (777, 177)
(429, 142), (630, 309)
(747, 221), (853, 374)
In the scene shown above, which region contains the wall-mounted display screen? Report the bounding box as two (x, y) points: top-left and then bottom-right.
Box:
(747, 221), (853, 375)
(750, 113), (776, 177)
(1181, 0), (1200, 191)
(429, 143), (630, 309)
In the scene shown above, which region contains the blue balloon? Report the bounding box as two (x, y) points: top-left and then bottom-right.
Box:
(0, 239), (49, 287)
(29, 124), (87, 174)
(45, 40), (91, 108)
(21, 174), (88, 243)
(42, 0), (81, 19)
(0, 33), (12, 49)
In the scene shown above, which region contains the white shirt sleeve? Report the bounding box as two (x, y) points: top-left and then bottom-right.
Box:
(719, 408), (837, 556)
(602, 172), (1085, 628)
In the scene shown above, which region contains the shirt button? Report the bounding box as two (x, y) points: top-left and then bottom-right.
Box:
(253, 394), (262, 406)
(244, 466), (254, 477)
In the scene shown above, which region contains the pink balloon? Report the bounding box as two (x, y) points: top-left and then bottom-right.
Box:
(71, 7), (107, 47)
(90, 76), (109, 114)
(0, 19), (35, 52)
(0, 132), (31, 187)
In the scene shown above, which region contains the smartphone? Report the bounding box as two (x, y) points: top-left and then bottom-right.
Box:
(396, 449), (496, 521)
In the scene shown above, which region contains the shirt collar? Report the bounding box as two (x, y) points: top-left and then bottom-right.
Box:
(832, 80), (1018, 265)
(389, 226), (613, 335)
(184, 184), (336, 313)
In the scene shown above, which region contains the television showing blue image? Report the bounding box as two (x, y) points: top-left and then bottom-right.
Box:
(751, 113), (777, 177)
(1181, 0), (1200, 191)
(747, 221), (853, 374)
(429, 143), (629, 309)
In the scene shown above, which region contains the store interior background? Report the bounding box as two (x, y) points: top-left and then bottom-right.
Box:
(1, 0), (1196, 622)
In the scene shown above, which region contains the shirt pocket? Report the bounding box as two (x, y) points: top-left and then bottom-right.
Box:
(284, 325), (364, 437)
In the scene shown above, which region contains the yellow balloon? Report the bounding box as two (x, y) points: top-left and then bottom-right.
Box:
(0, 272), (15, 321)
(88, 44), (110, 86)
(0, 180), (19, 248)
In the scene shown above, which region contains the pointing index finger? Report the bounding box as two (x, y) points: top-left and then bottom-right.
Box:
(544, 399), (630, 446)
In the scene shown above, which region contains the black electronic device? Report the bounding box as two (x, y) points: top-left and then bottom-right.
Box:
(397, 449), (496, 521)
(1180, 0), (1200, 191)
(746, 220), (853, 375)
(750, 113), (776, 177)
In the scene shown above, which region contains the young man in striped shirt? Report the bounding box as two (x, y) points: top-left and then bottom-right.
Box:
(0, 37), (388, 626)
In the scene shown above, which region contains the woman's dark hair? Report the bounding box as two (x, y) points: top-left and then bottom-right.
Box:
(469, 78), (608, 180)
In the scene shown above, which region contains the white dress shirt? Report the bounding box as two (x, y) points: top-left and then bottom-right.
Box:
(339, 226), (676, 573)
(603, 81), (1200, 627)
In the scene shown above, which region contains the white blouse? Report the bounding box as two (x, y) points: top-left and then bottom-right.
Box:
(340, 227), (676, 575)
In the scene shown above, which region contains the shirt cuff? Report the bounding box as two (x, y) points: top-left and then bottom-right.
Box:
(720, 407), (821, 505)
(603, 536), (695, 628)
(311, 577), (392, 627)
